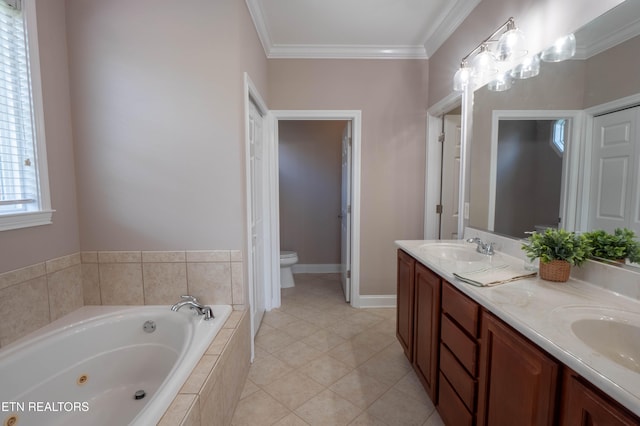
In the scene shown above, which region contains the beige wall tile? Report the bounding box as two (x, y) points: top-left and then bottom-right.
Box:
(81, 251), (98, 264)
(0, 277), (50, 347)
(142, 251), (186, 263)
(45, 253), (81, 275)
(231, 262), (245, 305)
(0, 263), (46, 291)
(180, 355), (219, 394)
(206, 328), (234, 355)
(143, 263), (187, 305)
(230, 250), (242, 262)
(223, 310), (244, 329)
(181, 397), (201, 426)
(186, 250), (230, 263)
(82, 264), (101, 305)
(48, 264), (84, 321)
(99, 263), (144, 305)
(199, 361), (224, 426)
(158, 394), (197, 426)
(98, 251), (141, 263)
(222, 312), (251, 424)
(186, 263), (231, 305)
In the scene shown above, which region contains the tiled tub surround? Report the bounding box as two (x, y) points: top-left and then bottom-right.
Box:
(0, 250), (245, 348)
(159, 309), (251, 426)
(397, 239), (640, 418)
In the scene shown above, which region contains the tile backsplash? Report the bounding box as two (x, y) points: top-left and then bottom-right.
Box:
(0, 250), (245, 348)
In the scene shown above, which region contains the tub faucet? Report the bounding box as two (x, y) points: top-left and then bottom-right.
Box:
(171, 295), (214, 320)
(466, 237), (495, 255)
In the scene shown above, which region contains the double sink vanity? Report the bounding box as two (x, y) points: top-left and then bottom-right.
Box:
(395, 237), (640, 425)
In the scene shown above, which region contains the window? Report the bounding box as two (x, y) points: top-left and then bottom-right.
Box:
(551, 119), (567, 156)
(0, 0), (52, 231)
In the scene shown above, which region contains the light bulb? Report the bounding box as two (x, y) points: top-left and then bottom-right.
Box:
(541, 33), (576, 62)
(453, 66), (471, 92)
(496, 27), (527, 62)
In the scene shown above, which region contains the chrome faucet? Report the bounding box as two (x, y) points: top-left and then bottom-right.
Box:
(466, 237), (495, 255)
(171, 295), (214, 320)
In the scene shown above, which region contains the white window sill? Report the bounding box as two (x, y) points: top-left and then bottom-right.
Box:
(0, 210), (54, 231)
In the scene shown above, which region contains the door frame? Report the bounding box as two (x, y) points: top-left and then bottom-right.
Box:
(425, 93), (462, 239)
(244, 73), (269, 361)
(269, 110), (362, 308)
(487, 110), (584, 233)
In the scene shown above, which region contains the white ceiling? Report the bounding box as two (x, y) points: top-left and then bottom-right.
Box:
(245, 0), (481, 59)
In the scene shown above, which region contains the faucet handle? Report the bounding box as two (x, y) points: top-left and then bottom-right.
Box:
(467, 237), (480, 244)
(180, 295), (198, 302)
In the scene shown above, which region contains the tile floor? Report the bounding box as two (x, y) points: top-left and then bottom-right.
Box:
(231, 273), (445, 426)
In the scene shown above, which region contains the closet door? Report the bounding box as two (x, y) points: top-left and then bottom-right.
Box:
(589, 107), (640, 233)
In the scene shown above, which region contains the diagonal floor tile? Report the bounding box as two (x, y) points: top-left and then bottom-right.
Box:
(263, 371), (325, 410)
(294, 389), (362, 426)
(231, 390), (290, 426)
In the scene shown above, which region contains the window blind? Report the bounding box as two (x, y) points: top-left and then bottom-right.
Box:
(0, 0), (39, 214)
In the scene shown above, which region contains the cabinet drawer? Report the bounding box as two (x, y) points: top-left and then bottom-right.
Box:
(440, 344), (476, 412)
(442, 281), (480, 337)
(441, 314), (478, 375)
(438, 372), (474, 426)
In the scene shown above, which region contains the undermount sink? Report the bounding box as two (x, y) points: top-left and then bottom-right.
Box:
(552, 306), (640, 373)
(572, 319), (640, 373)
(418, 243), (487, 263)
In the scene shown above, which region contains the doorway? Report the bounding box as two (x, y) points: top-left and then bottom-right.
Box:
(277, 120), (350, 301)
(269, 111), (362, 310)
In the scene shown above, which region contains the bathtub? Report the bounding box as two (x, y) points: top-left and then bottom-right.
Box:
(0, 304), (232, 426)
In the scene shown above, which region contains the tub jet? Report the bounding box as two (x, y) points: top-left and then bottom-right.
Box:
(134, 390), (146, 400)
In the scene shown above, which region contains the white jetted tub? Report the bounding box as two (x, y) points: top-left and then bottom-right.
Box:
(0, 304), (231, 426)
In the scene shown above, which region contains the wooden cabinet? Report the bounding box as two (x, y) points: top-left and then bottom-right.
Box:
(396, 249), (416, 361)
(560, 369), (639, 426)
(413, 263), (441, 400)
(397, 250), (640, 426)
(438, 281), (481, 426)
(477, 311), (559, 426)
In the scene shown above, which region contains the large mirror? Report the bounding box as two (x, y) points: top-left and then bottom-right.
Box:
(466, 0), (640, 254)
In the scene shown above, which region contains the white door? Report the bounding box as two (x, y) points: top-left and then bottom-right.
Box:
(249, 100), (266, 336)
(340, 121), (352, 302)
(589, 107), (640, 234)
(441, 115), (462, 239)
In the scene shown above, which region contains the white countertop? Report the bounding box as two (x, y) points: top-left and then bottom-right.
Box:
(396, 239), (640, 417)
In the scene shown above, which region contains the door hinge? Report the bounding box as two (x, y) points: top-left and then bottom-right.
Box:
(438, 133), (445, 143)
(346, 270), (351, 279)
(436, 204), (443, 214)
(347, 205), (352, 214)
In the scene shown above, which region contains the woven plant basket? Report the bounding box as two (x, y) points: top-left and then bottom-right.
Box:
(539, 260), (571, 282)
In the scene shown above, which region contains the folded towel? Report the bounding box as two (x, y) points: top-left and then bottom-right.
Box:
(453, 263), (537, 287)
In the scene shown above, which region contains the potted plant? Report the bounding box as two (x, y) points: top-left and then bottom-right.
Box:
(521, 228), (590, 282)
(583, 228), (640, 264)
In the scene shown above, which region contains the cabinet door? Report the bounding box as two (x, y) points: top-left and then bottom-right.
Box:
(477, 312), (559, 426)
(397, 249), (415, 361)
(413, 263), (441, 400)
(560, 369), (639, 426)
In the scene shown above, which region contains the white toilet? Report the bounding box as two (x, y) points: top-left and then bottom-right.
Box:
(279, 251), (299, 288)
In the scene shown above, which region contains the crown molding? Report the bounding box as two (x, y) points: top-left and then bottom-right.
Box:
(423, 0), (481, 58)
(574, 15), (640, 59)
(245, 0), (273, 57)
(245, 0), (475, 60)
(267, 44), (427, 59)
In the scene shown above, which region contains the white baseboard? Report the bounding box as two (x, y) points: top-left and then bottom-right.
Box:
(356, 295), (397, 308)
(292, 264), (341, 273)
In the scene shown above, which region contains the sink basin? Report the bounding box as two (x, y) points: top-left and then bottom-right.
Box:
(571, 319), (640, 373)
(418, 243), (486, 262)
(552, 306), (640, 373)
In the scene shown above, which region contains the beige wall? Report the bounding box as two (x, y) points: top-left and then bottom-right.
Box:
(584, 34), (640, 108)
(65, 0), (268, 252)
(269, 59), (428, 295)
(0, 0), (81, 273)
(428, 0), (623, 108)
(279, 121), (345, 265)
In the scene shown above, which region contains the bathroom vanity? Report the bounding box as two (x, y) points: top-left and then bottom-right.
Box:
(396, 240), (640, 426)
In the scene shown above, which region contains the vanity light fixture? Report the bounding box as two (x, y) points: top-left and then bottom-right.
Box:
(488, 71), (513, 92)
(510, 53), (541, 79)
(541, 33), (576, 62)
(452, 17), (526, 92)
